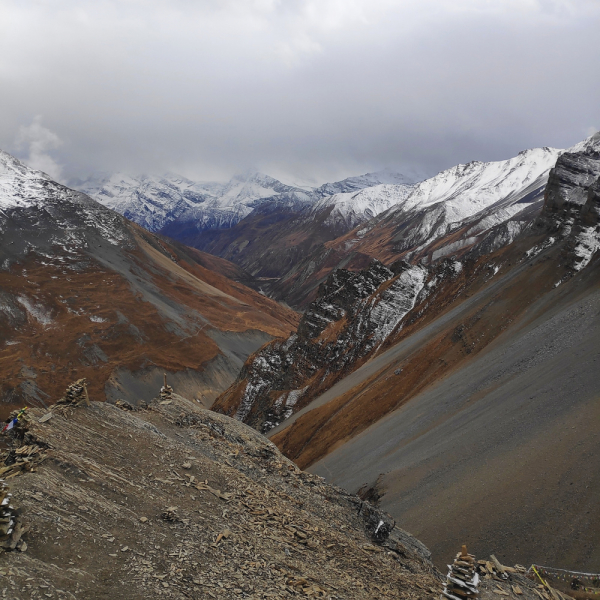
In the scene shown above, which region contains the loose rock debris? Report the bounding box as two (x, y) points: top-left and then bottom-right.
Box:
(474, 557), (569, 600)
(0, 385), (446, 599)
(0, 383), (552, 599)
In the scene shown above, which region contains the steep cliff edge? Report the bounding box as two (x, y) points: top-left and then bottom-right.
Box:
(211, 258), (463, 433)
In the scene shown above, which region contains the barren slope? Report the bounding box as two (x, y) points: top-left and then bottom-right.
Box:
(308, 262), (600, 571)
(266, 136), (600, 569)
(0, 390), (440, 598)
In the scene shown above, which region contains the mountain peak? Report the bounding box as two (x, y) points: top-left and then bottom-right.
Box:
(0, 149), (54, 210)
(568, 131), (600, 154)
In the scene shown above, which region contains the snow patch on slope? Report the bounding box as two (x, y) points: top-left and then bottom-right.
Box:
(0, 150), (53, 210)
(572, 226), (600, 271)
(17, 296), (53, 326)
(313, 183), (415, 230)
(368, 266), (427, 347)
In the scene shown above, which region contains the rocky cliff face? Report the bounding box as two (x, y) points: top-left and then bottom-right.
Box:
(212, 257), (466, 433)
(539, 133), (600, 234)
(533, 132), (600, 273)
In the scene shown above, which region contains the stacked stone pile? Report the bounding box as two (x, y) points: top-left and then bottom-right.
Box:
(56, 378), (90, 406)
(0, 480), (15, 544)
(443, 545), (479, 600)
(160, 373), (173, 401)
(0, 480), (26, 552)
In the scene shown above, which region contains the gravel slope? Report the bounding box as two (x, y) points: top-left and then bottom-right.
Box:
(310, 269), (600, 571)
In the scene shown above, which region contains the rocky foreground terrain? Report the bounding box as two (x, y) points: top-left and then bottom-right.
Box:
(0, 383), (557, 600)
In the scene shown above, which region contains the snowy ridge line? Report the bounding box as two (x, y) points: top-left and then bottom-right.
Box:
(76, 167), (418, 233)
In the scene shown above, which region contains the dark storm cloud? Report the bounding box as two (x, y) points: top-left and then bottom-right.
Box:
(1, 0), (599, 184)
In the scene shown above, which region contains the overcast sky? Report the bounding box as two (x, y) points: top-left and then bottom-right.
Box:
(1, 0), (599, 185)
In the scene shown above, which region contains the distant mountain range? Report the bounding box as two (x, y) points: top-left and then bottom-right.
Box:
(76, 147), (564, 309)
(73, 168), (416, 235)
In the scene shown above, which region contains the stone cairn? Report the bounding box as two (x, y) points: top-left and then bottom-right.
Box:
(0, 480), (28, 552)
(0, 480), (15, 546)
(56, 379), (90, 407)
(160, 373), (173, 401)
(442, 545), (479, 600)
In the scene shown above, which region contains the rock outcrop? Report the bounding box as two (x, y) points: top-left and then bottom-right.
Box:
(534, 132), (600, 272)
(212, 257), (467, 433)
(538, 132), (600, 235)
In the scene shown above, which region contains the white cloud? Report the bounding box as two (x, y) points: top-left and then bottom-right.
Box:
(0, 0), (599, 182)
(15, 116), (64, 181)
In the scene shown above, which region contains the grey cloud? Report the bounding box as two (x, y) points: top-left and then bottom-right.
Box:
(0, 0), (598, 184)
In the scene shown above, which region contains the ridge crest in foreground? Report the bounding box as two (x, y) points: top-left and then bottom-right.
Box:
(1, 387), (439, 598)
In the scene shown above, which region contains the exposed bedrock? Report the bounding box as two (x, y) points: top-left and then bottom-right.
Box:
(212, 257), (467, 433)
(538, 133), (600, 234)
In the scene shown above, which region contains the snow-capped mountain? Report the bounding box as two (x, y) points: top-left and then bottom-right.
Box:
(0, 149), (298, 412)
(372, 146), (564, 258)
(169, 172), (314, 234)
(395, 147), (560, 219)
(74, 167), (421, 236)
(313, 168), (419, 197)
(309, 182), (416, 231)
(74, 171), (313, 233)
(271, 145), (565, 307)
(71, 172), (219, 233)
(0, 149), (133, 251)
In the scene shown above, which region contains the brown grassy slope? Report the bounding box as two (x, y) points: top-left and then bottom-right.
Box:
(0, 229), (298, 420)
(271, 239), (573, 469)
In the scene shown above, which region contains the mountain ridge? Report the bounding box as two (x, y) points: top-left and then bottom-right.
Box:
(0, 150), (298, 417)
(210, 133), (600, 569)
